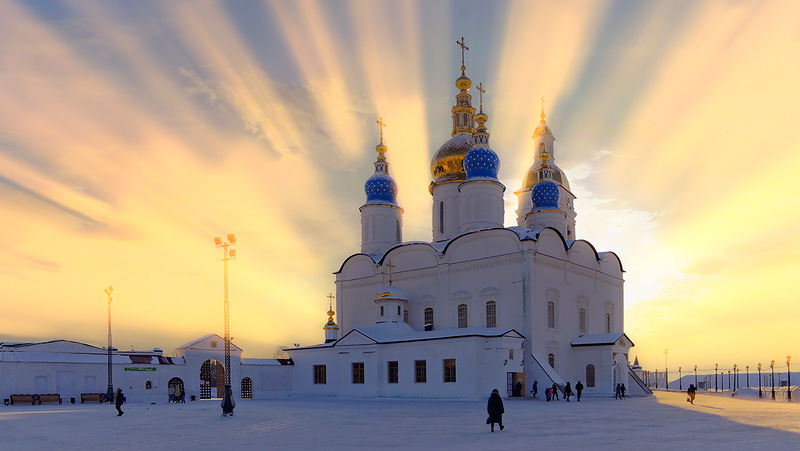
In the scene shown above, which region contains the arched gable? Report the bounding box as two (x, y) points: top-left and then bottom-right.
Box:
(534, 228), (568, 259)
(568, 240), (600, 269)
(336, 254), (377, 279)
(598, 252), (624, 276)
(379, 242), (438, 269)
(442, 228), (522, 262)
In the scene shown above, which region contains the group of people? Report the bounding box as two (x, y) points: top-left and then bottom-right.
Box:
(614, 383), (627, 399)
(168, 385), (186, 403)
(530, 380), (585, 402)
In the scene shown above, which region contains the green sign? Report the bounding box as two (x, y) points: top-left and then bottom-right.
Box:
(124, 367), (157, 372)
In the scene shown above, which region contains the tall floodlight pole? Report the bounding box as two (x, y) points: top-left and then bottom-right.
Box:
(771, 359), (776, 400)
(104, 286), (114, 403)
(715, 363), (718, 392)
(215, 234), (237, 416)
(679, 367), (682, 391)
(788, 356), (792, 401)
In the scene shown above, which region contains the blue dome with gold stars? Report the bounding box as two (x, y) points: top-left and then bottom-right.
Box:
(463, 145), (500, 180)
(531, 179), (559, 209)
(365, 172), (398, 206)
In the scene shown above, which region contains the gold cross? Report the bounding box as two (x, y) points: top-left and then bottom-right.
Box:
(477, 82), (485, 109)
(327, 292), (335, 309)
(456, 37), (469, 67)
(386, 260), (395, 286)
(376, 117), (386, 143)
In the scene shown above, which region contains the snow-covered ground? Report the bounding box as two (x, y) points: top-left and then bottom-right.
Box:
(3, 391), (798, 450)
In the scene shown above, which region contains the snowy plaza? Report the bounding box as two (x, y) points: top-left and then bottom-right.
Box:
(4, 391), (798, 450)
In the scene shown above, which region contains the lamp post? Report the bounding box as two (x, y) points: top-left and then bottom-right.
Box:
(758, 363), (762, 398)
(104, 286), (114, 403)
(728, 370), (731, 392)
(746, 365), (750, 388)
(733, 365), (737, 392)
(679, 367), (682, 391)
(715, 363), (718, 392)
(655, 369), (658, 389)
(771, 359), (776, 400)
(694, 365), (698, 388)
(788, 355), (792, 401)
(215, 234), (237, 416)
(664, 349), (669, 390)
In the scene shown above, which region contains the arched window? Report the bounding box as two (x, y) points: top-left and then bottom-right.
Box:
(548, 353), (555, 369)
(145, 381), (152, 390)
(579, 308), (586, 334)
(457, 304), (468, 328)
(486, 301), (497, 328)
(586, 364), (596, 388)
(424, 307), (434, 329)
(605, 313), (611, 333)
(241, 377), (252, 399)
(439, 202), (445, 234)
(547, 301), (556, 329)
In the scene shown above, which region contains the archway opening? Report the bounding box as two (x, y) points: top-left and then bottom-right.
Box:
(168, 377), (185, 402)
(200, 359), (226, 399)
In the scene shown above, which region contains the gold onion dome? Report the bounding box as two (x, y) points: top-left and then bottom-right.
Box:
(456, 66), (472, 90)
(431, 134), (474, 183)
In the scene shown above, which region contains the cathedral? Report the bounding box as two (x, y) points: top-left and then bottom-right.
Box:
(287, 43), (648, 398)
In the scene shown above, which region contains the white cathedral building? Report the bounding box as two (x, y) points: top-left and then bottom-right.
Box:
(286, 50), (648, 399)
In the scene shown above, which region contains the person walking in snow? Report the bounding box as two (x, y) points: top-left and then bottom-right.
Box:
(687, 384), (697, 404)
(615, 383), (621, 399)
(114, 388), (125, 416)
(575, 381), (584, 402)
(545, 387), (551, 402)
(514, 381), (523, 397)
(551, 383), (560, 401)
(168, 385), (175, 403)
(532, 380), (538, 399)
(620, 383), (627, 399)
(487, 389), (505, 432)
(564, 382), (572, 402)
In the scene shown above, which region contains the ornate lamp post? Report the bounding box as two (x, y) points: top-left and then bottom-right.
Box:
(215, 234), (237, 416)
(788, 356), (792, 401)
(679, 367), (682, 390)
(771, 359), (776, 400)
(104, 286), (114, 403)
(758, 363), (762, 398)
(664, 349), (669, 390)
(694, 365), (698, 388)
(715, 363), (718, 392)
(733, 365), (737, 392)
(746, 365), (750, 388)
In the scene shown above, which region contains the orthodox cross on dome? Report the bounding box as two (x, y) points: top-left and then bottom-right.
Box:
(327, 292), (335, 309)
(386, 260), (395, 286)
(376, 117), (386, 144)
(477, 82), (485, 111)
(456, 37), (469, 69)
(539, 96), (546, 121)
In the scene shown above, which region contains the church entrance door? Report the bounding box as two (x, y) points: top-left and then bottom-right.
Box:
(507, 372), (526, 397)
(199, 359), (226, 399)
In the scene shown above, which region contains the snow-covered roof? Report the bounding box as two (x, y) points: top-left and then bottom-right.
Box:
(241, 358), (287, 366)
(570, 333), (634, 347)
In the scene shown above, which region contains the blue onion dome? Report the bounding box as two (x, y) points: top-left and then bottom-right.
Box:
(364, 172), (398, 206)
(463, 145), (500, 180)
(532, 179), (559, 209)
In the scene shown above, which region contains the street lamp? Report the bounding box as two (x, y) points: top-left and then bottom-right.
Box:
(771, 359), (776, 400)
(746, 365), (750, 388)
(694, 365), (698, 388)
(758, 363), (762, 398)
(215, 234), (237, 416)
(733, 365), (737, 392)
(715, 363), (718, 392)
(728, 370), (731, 392)
(788, 355), (792, 401)
(664, 349), (669, 390)
(104, 286), (114, 403)
(655, 369), (658, 389)
(679, 367), (682, 390)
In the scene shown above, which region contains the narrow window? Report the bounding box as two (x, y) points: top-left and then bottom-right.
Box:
(397, 305), (401, 316)
(457, 304), (468, 328)
(605, 313), (611, 333)
(387, 361), (398, 384)
(443, 359), (457, 383)
(548, 353), (555, 369)
(509, 349), (514, 360)
(424, 308), (434, 329)
(395, 219), (401, 242)
(415, 360), (427, 383)
(352, 362), (365, 384)
(380, 306), (384, 317)
(145, 381), (152, 390)
(403, 309), (409, 323)
(586, 364), (596, 388)
(579, 308), (586, 334)
(486, 301), (497, 328)
(439, 201), (445, 234)
(313, 365), (327, 384)
(547, 301), (556, 329)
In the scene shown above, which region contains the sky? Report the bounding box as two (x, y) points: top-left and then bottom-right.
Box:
(1, 0), (799, 375)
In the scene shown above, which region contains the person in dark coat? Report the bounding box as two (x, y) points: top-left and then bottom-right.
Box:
(551, 383), (559, 401)
(575, 381), (584, 402)
(687, 384), (697, 404)
(545, 387), (551, 402)
(615, 383), (621, 399)
(564, 382), (572, 402)
(114, 388), (125, 416)
(620, 383), (626, 399)
(514, 381), (523, 397)
(487, 389), (504, 432)
(532, 380), (538, 398)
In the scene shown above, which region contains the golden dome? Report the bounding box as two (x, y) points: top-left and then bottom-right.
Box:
(522, 161), (571, 191)
(456, 72), (472, 90)
(430, 134), (475, 182)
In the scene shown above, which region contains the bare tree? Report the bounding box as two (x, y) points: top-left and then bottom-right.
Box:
(273, 345), (290, 359)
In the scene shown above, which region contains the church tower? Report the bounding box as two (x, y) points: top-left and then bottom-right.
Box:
(323, 295), (339, 343)
(429, 38), (476, 242)
(515, 105), (577, 239)
(360, 118), (403, 255)
(525, 144), (568, 235)
(458, 83), (505, 233)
